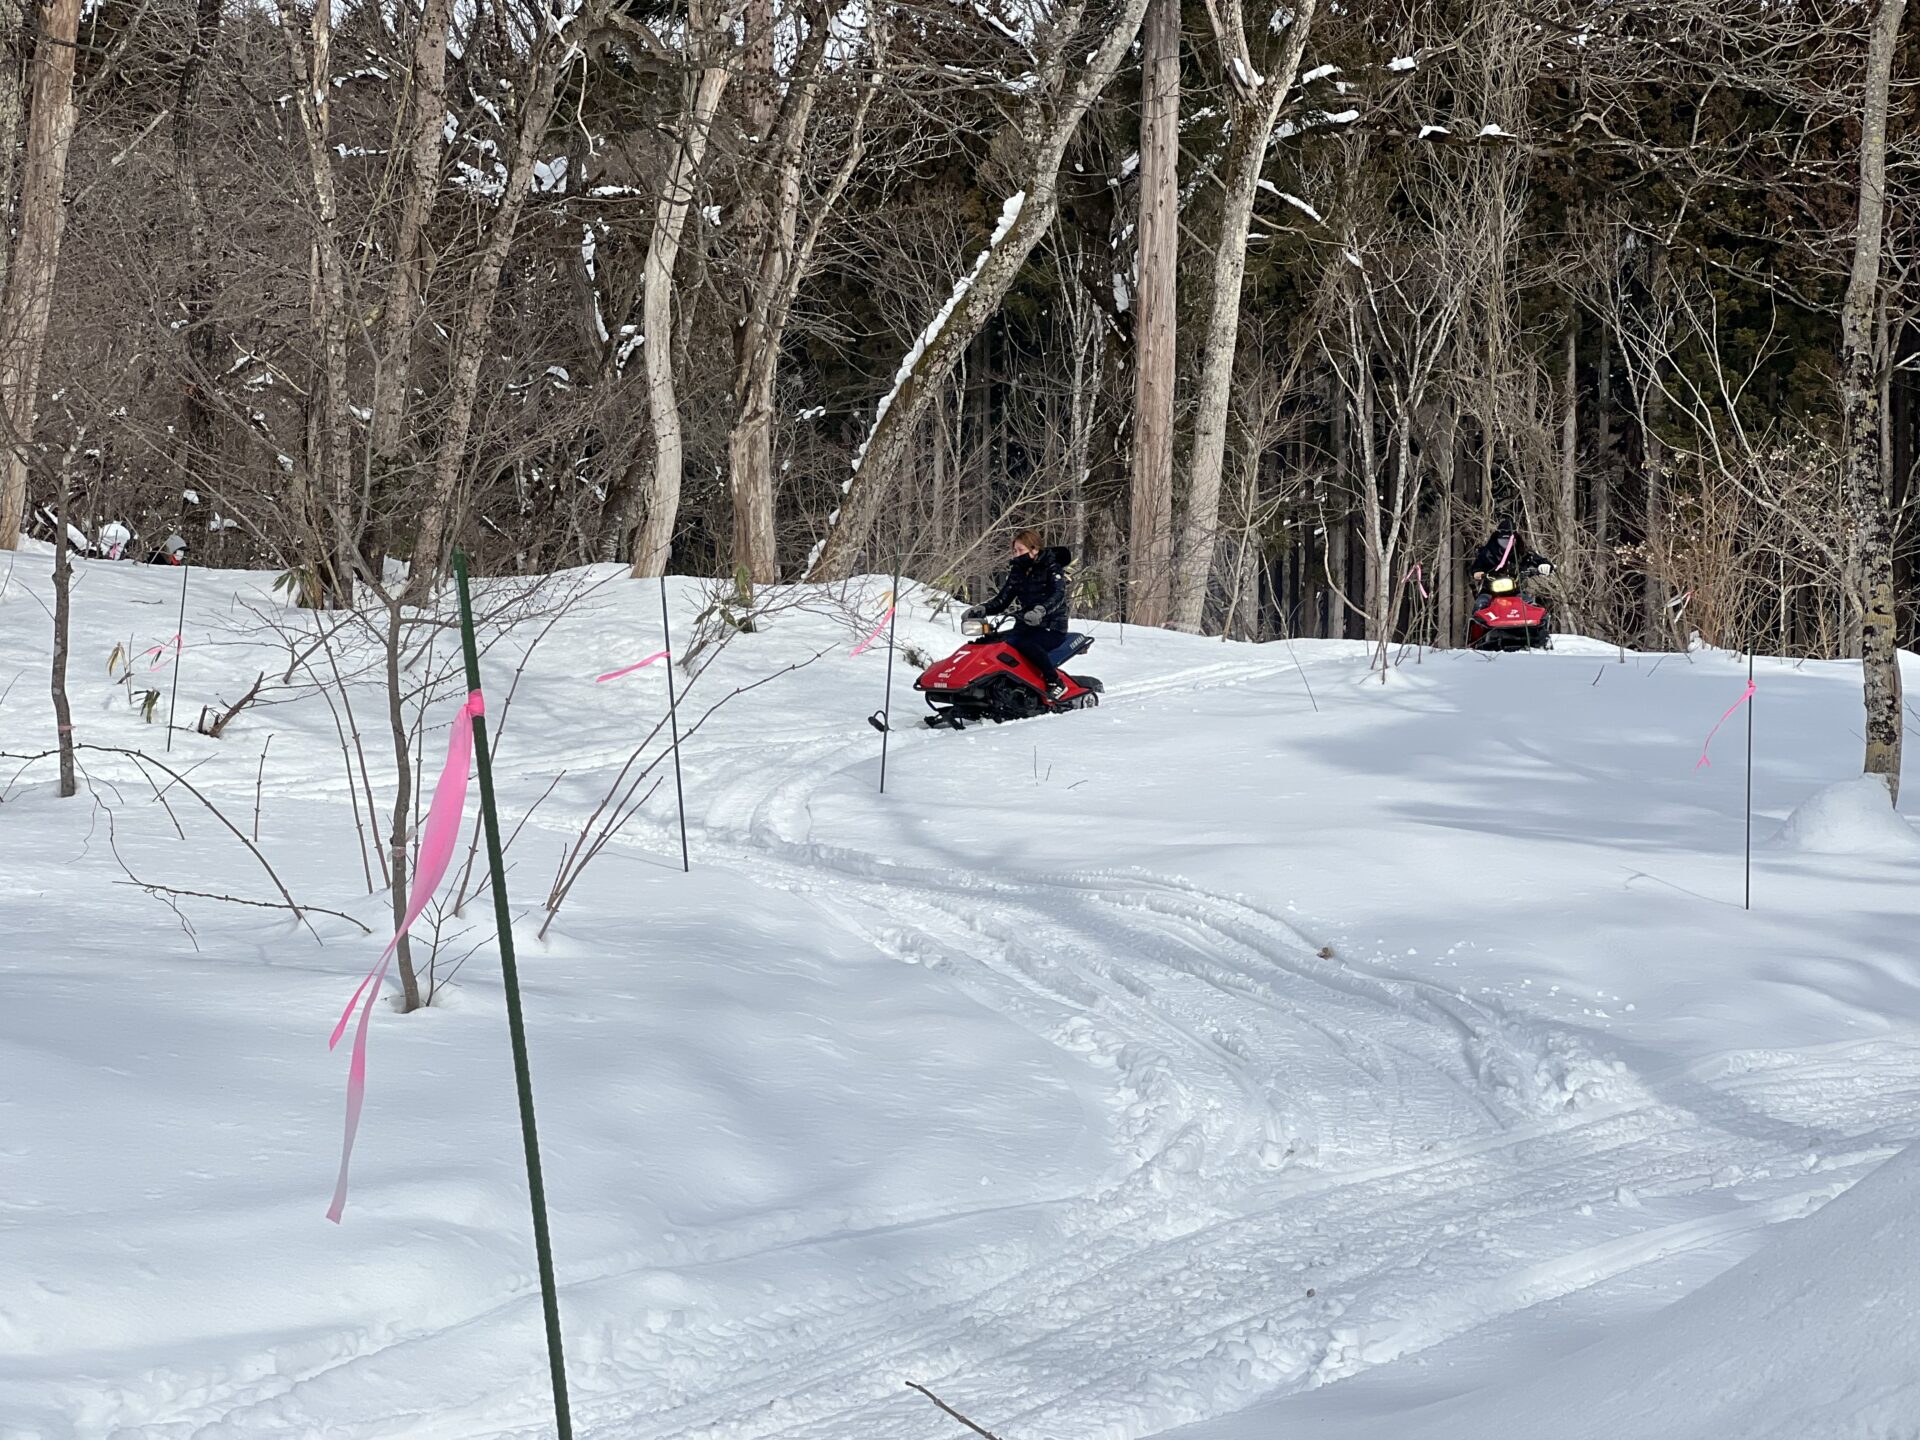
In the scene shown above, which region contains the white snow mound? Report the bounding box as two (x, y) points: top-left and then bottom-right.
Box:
(1767, 776), (1920, 856)
(1414, 1144), (1920, 1439)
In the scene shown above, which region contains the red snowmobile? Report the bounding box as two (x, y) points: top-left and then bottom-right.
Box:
(1468, 562), (1554, 651)
(911, 616), (1103, 729)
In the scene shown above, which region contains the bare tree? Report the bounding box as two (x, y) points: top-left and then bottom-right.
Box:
(1127, 0), (1179, 625)
(1843, 0), (1907, 801)
(630, 0), (741, 576)
(0, 0), (84, 550)
(802, 0), (1158, 581)
(1168, 0), (1317, 631)
(726, 4), (883, 582)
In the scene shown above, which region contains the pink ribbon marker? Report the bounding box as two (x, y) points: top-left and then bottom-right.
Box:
(1497, 534), (1515, 572)
(1695, 679), (1756, 770)
(595, 650), (668, 684)
(140, 633), (183, 671)
(1403, 562), (1429, 600)
(850, 605), (896, 656)
(326, 689), (484, 1222)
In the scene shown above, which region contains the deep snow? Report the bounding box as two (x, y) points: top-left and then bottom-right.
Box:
(3, 554), (1919, 1439)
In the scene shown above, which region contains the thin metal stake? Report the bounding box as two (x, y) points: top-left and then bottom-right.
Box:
(452, 551), (573, 1440)
(165, 553), (189, 751)
(1745, 648), (1755, 911)
(879, 553), (902, 793)
(659, 574), (689, 871)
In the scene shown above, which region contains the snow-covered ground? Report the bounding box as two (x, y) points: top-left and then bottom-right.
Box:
(3, 554), (1918, 1439)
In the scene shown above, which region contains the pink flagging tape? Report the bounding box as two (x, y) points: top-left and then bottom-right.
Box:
(851, 605), (897, 656)
(1403, 563), (1429, 600)
(326, 689), (484, 1222)
(595, 650), (668, 683)
(1695, 679), (1755, 771)
(140, 634), (183, 671)
(1497, 535), (1515, 572)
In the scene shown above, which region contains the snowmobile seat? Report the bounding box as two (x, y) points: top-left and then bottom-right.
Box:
(1047, 632), (1094, 666)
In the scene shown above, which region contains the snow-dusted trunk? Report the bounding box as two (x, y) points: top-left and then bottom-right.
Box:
(406, 43), (572, 599)
(0, 0), (83, 552)
(631, 31), (733, 578)
(1169, 0), (1316, 633)
(1844, 0), (1906, 802)
(1127, 0), (1179, 626)
(802, 0), (1155, 581)
(369, 0), (453, 472)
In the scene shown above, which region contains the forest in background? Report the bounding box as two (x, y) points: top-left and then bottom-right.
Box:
(0, 0), (1909, 668)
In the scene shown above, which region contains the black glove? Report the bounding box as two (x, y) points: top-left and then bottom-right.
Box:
(963, 605), (986, 621)
(1021, 606), (1046, 626)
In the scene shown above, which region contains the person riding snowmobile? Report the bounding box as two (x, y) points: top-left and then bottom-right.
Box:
(1470, 516), (1549, 606)
(964, 530), (1072, 699)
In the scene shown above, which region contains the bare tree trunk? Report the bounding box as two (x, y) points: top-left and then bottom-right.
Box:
(803, 0), (1156, 580)
(383, 599), (424, 1010)
(1127, 0), (1179, 625)
(1557, 313), (1579, 630)
(631, 9), (734, 578)
(0, 9), (25, 308)
(1642, 241), (1669, 641)
(1844, 0), (1907, 801)
(1437, 403), (1458, 645)
(50, 449), (74, 797)
(1169, 0), (1316, 632)
(0, 0), (84, 551)
(368, 0), (454, 524)
(277, 0), (358, 603)
(1594, 314), (1613, 612)
(406, 40), (575, 598)
(728, 14), (880, 583)
(171, 0), (224, 495)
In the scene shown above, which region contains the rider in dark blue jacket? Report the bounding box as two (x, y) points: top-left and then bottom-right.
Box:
(965, 529), (1071, 697)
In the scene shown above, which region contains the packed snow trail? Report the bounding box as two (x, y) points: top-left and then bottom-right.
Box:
(4, 561), (1920, 1439)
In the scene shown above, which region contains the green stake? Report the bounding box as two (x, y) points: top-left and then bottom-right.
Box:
(452, 550), (573, 1439)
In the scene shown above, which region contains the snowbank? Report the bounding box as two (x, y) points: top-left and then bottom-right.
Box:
(1407, 1144), (1920, 1439)
(1768, 775), (1920, 856)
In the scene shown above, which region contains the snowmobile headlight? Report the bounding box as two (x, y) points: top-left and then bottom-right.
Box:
(1491, 577), (1517, 595)
(961, 616), (990, 636)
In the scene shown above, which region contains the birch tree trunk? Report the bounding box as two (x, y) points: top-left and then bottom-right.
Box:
(631, 5), (734, 577)
(802, 0), (1157, 581)
(0, 0), (83, 551)
(1843, 0), (1907, 801)
(1169, 0), (1317, 631)
(1127, 0), (1179, 625)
